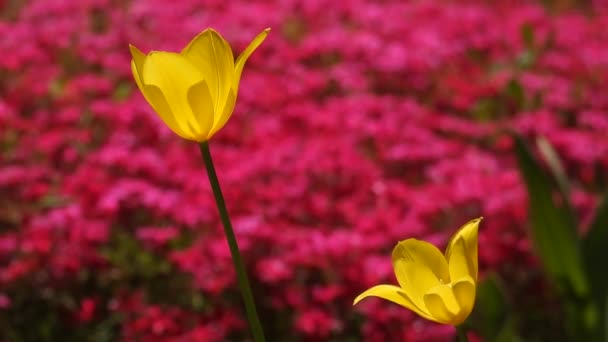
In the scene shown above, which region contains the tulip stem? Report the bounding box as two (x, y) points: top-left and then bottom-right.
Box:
(199, 142), (266, 342)
(456, 325), (469, 342)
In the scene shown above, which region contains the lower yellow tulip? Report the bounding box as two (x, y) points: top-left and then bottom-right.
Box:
(354, 218), (481, 326)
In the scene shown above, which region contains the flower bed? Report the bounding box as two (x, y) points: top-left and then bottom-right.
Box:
(1, 0), (607, 340)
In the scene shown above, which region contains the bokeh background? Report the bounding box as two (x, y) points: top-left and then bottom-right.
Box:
(1, 0), (608, 341)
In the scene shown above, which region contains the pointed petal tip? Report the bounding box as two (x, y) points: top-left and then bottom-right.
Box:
(182, 28), (229, 55)
(465, 217), (483, 224)
(250, 29), (270, 45)
(353, 293), (366, 306)
(198, 27), (219, 35)
(129, 44), (146, 58)
(459, 217), (483, 230)
(467, 217), (483, 228)
(207, 28), (224, 37)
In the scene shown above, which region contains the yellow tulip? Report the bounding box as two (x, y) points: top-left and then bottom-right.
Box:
(129, 28), (270, 142)
(354, 218), (481, 326)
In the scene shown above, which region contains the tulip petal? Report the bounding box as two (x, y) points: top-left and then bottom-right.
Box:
(392, 239), (450, 285)
(140, 84), (193, 140)
(234, 28), (270, 92)
(187, 81), (216, 141)
(423, 285), (461, 325)
(446, 237), (471, 285)
(130, 45), (188, 139)
(354, 284), (433, 320)
(446, 218), (481, 281)
(208, 89), (236, 138)
(181, 29), (234, 118)
(142, 52), (205, 138)
(452, 276), (476, 321)
(392, 240), (450, 312)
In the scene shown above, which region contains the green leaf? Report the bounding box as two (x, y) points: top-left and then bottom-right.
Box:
(471, 98), (498, 122)
(536, 137), (570, 198)
(504, 79), (525, 109)
(514, 135), (587, 297)
(582, 190), (608, 341)
(473, 276), (520, 342)
(516, 50), (536, 69)
(604, 295), (608, 342)
(521, 23), (535, 49)
(112, 82), (132, 102)
(583, 190), (608, 293)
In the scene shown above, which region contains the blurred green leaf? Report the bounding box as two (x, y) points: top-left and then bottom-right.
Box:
(49, 78), (65, 98)
(583, 190), (608, 291)
(473, 276), (520, 342)
(514, 135), (587, 297)
(101, 231), (171, 279)
(521, 23), (535, 49)
(471, 98), (498, 122)
(504, 79), (525, 109)
(536, 137), (570, 198)
(582, 190), (608, 341)
(604, 295), (608, 342)
(38, 193), (69, 209)
(517, 50), (536, 69)
(112, 82), (132, 102)
(518, 23), (537, 70)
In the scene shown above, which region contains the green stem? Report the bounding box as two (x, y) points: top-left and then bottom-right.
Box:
(199, 142), (266, 342)
(456, 325), (469, 342)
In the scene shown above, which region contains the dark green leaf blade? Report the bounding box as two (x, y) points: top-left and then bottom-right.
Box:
(514, 135), (587, 297)
(472, 276), (520, 342)
(582, 190), (608, 341)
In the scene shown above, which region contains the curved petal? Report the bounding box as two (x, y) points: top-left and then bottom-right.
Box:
(423, 285), (459, 325)
(142, 52), (204, 138)
(445, 218), (481, 281)
(392, 239), (450, 285)
(392, 240), (450, 313)
(452, 276), (476, 322)
(181, 29), (234, 117)
(187, 81), (216, 141)
(129, 45), (193, 139)
(208, 89), (236, 138)
(141, 85), (192, 140)
(353, 284), (433, 320)
(233, 28), (270, 93)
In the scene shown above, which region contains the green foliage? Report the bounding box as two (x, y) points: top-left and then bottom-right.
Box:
(514, 135), (608, 341)
(472, 276), (520, 342)
(514, 135), (587, 297)
(582, 191), (608, 341)
(470, 79), (530, 122)
(0, 229), (204, 342)
(0, 272), (122, 342)
(101, 230), (204, 310)
(112, 82), (132, 102)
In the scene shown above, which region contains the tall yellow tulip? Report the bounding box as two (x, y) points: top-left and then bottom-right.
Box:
(354, 218), (481, 326)
(129, 28), (270, 142)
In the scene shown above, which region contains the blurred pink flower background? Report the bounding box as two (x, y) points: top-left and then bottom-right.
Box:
(1, 0), (607, 341)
